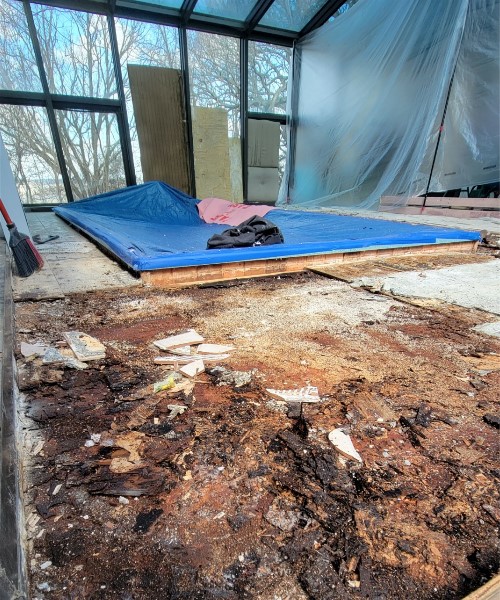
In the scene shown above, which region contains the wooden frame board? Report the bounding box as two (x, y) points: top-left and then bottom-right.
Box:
(141, 240), (479, 288)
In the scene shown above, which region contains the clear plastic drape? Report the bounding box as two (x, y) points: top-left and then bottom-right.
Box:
(430, 0), (500, 194)
(279, 0), (499, 209)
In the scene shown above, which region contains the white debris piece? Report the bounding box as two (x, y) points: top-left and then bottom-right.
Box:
(328, 429), (363, 463)
(167, 405), (188, 420)
(179, 360), (205, 379)
(20, 342), (47, 358)
(40, 561), (52, 570)
(153, 329), (204, 351)
(37, 582), (51, 591)
(52, 484), (62, 496)
(197, 343), (235, 355)
(165, 345), (192, 356)
(266, 385), (320, 403)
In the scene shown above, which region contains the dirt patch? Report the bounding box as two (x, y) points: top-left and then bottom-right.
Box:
(16, 272), (499, 599)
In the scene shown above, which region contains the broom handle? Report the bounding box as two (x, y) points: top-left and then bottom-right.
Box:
(0, 198), (14, 227)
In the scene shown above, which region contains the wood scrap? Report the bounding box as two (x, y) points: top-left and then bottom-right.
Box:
(154, 353), (229, 365)
(110, 431), (146, 473)
(197, 343), (235, 355)
(153, 329), (204, 351)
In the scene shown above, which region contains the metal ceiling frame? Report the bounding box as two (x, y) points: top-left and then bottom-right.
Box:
(299, 0), (347, 37)
(24, 0), (299, 45)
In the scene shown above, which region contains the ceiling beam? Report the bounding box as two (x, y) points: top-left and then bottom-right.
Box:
(244, 0), (274, 33)
(21, 0), (109, 14)
(180, 0), (198, 23)
(299, 0), (346, 37)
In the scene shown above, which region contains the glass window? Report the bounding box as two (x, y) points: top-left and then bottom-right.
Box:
(259, 0), (329, 32)
(193, 0), (256, 23)
(0, 0), (42, 92)
(55, 110), (126, 200)
(31, 6), (117, 99)
(248, 41), (291, 114)
(115, 17), (181, 183)
(188, 31), (242, 201)
(0, 105), (65, 204)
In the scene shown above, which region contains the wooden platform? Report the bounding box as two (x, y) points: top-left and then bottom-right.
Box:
(380, 195), (500, 219)
(141, 239), (479, 288)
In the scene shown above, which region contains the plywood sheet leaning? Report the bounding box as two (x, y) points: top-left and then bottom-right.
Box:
(128, 65), (191, 194)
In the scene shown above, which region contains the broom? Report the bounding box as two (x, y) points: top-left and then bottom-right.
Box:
(0, 198), (44, 277)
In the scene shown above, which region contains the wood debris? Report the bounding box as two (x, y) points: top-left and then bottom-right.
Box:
(109, 431), (146, 473)
(62, 331), (106, 361)
(266, 385), (320, 403)
(167, 404), (187, 419)
(127, 397), (161, 429)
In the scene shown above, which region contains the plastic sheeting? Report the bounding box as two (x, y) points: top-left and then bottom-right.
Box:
(430, 0), (500, 193)
(280, 0), (499, 209)
(53, 181), (480, 272)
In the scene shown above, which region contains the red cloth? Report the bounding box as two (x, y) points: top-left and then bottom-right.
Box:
(197, 197), (274, 226)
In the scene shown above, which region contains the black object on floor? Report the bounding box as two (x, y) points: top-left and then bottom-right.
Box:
(207, 215), (284, 249)
(33, 234), (59, 245)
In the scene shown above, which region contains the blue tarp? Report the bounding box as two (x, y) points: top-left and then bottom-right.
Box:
(53, 181), (481, 272)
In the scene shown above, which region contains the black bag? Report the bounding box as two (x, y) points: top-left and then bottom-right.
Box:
(207, 215), (284, 250)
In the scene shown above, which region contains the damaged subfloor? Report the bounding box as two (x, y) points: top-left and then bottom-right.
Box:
(14, 261), (500, 599)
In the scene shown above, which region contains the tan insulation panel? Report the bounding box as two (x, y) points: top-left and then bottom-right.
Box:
(192, 106), (235, 201)
(128, 65), (191, 194)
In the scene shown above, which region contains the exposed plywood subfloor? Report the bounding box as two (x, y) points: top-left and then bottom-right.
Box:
(12, 213), (140, 301)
